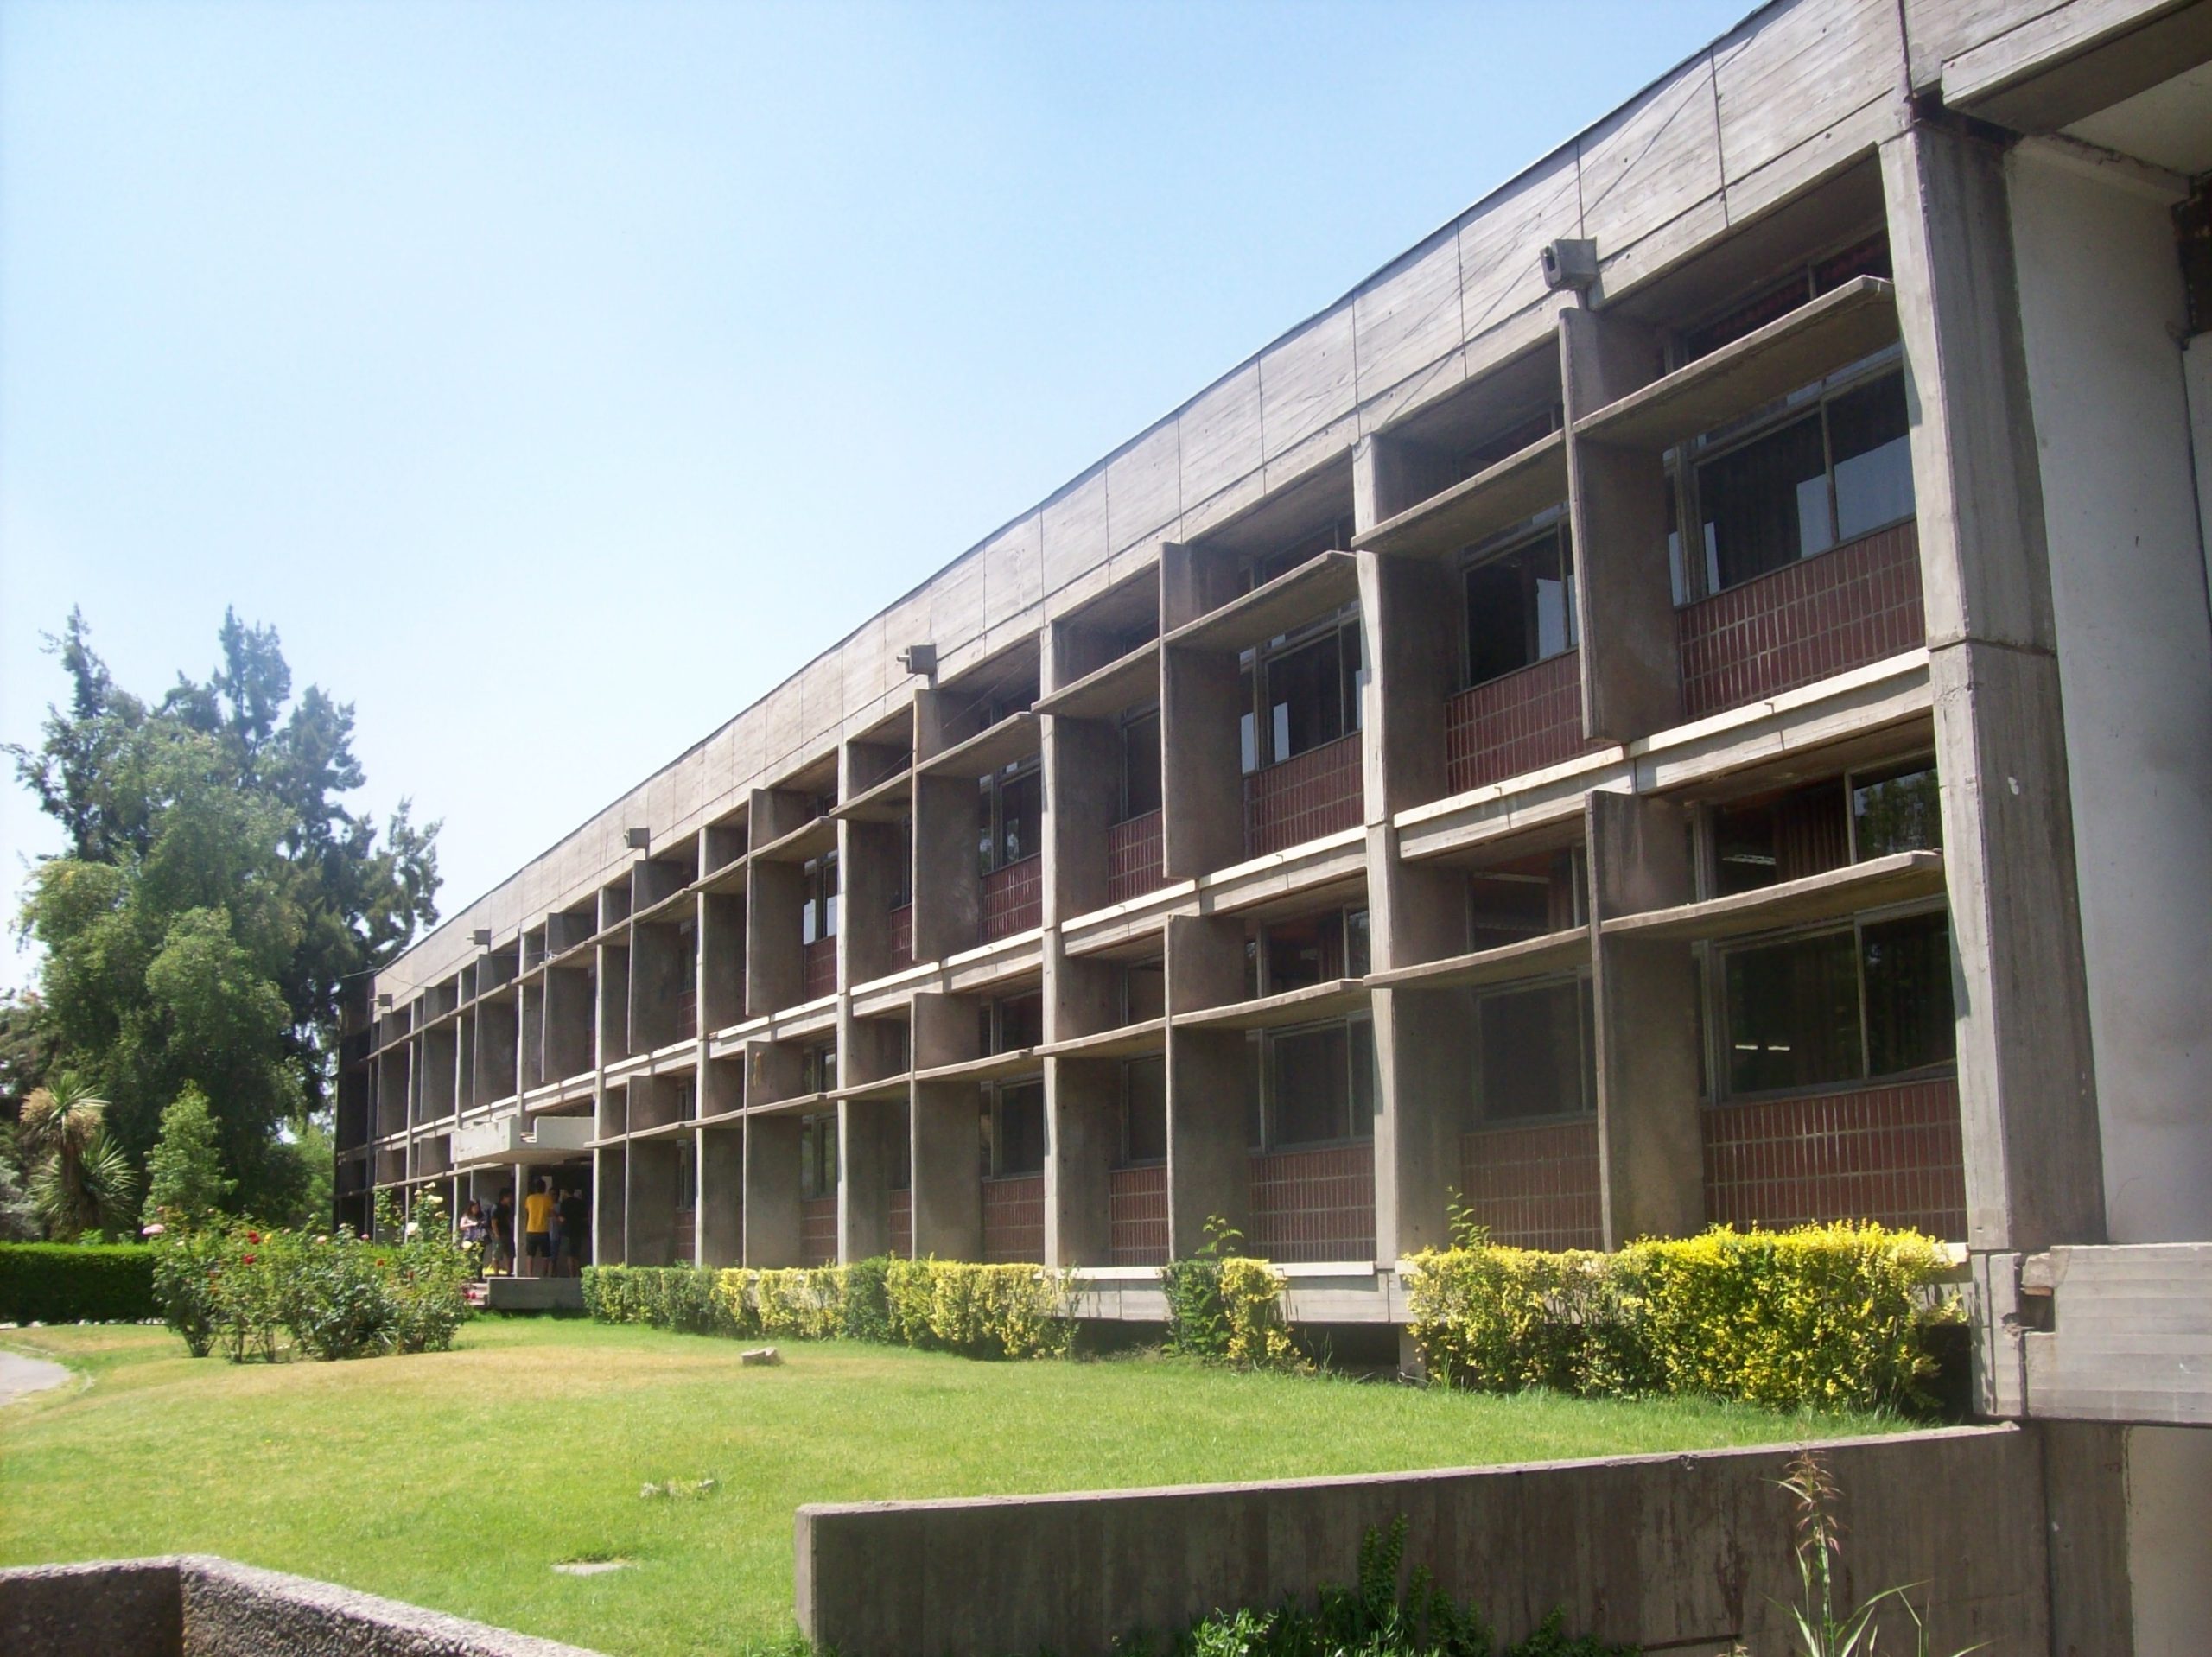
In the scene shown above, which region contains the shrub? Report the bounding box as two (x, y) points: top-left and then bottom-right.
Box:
(1217, 1256), (1304, 1372)
(0, 1241), (158, 1324)
(841, 1254), (896, 1343)
(755, 1267), (845, 1340)
(1404, 1223), (1955, 1413)
(1162, 1219), (1303, 1371)
(150, 1228), (225, 1354)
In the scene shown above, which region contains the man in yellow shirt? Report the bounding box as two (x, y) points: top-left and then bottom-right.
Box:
(522, 1178), (556, 1276)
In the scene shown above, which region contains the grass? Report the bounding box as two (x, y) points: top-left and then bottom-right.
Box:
(1, 1317), (1910, 1657)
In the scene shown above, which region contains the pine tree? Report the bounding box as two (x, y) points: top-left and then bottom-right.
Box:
(142, 1084), (237, 1228)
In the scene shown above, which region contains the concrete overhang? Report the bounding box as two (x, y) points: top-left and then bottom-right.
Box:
(1942, 0), (2212, 136)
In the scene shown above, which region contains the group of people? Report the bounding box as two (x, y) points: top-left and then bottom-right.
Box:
(456, 1177), (590, 1277)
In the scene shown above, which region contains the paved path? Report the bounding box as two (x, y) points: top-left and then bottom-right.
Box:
(0, 1349), (72, 1406)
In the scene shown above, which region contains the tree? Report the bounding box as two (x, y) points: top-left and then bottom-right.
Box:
(0, 987), (56, 1108)
(143, 1084), (235, 1228)
(17, 1077), (137, 1240)
(10, 609), (440, 1220)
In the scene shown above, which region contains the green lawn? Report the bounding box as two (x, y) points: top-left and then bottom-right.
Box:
(1, 1318), (1906, 1656)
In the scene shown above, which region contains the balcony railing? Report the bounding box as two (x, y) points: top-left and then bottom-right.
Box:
(981, 855), (1043, 942)
(1459, 1119), (1602, 1251)
(1445, 650), (1586, 795)
(802, 937), (838, 1000)
(1676, 520), (1924, 720)
(1247, 1140), (1375, 1263)
(982, 1173), (1046, 1262)
(888, 904), (913, 971)
(1243, 731), (1363, 860)
(1107, 1164), (1168, 1266)
(1701, 1075), (1966, 1241)
(1105, 809), (1166, 905)
(800, 1195), (839, 1266)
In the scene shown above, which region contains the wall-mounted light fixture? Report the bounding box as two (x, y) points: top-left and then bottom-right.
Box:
(470, 929), (493, 948)
(898, 643), (938, 678)
(624, 827), (651, 851)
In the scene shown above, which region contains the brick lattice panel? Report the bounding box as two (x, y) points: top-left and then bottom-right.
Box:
(1459, 1119), (1603, 1251)
(1675, 520), (1925, 720)
(1702, 1076), (1967, 1239)
(1108, 1164), (1169, 1266)
(888, 1188), (912, 1259)
(1244, 732), (1363, 859)
(981, 856), (1044, 942)
(802, 937), (838, 1001)
(1105, 809), (1166, 905)
(800, 1196), (838, 1266)
(887, 904), (913, 972)
(1247, 1141), (1376, 1263)
(1445, 650), (1587, 794)
(982, 1174), (1046, 1262)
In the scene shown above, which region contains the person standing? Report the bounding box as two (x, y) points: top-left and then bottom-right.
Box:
(492, 1189), (517, 1275)
(558, 1183), (589, 1276)
(458, 1199), (489, 1267)
(522, 1177), (555, 1278)
(545, 1184), (568, 1273)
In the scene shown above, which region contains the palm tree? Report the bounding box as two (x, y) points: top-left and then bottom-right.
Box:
(17, 1077), (138, 1240)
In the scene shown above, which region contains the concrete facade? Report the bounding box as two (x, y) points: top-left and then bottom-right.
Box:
(340, 1), (2212, 1648)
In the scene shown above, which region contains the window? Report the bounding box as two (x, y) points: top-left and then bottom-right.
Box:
(1253, 907), (1370, 997)
(1262, 1019), (1376, 1147)
(1241, 615), (1364, 774)
(799, 1113), (837, 1199)
(1694, 370), (1916, 594)
(976, 764), (1042, 874)
(887, 1116), (912, 1191)
(1478, 979), (1594, 1121)
(1684, 235), (1891, 362)
(800, 852), (838, 944)
(1465, 529), (1574, 688)
(988, 1080), (1046, 1177)
(1852, 759), (1942, 860)
(1124, 958), (1166, 1023)
(1249, 515), (1355, 590)
(1122, 1054), (1166, 1164)
(888, 815), (913, 909)
(1713, 761), (1940, 897)
(1120, 708), (1161, 820)
(979, 991), (1043, 1056)
(1467, 849), (1584, 945)
(1720, 909), (1954, 1096)
(801, 1042), (837, 1095)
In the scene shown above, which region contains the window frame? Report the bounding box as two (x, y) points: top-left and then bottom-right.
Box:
(1471, 970), (1597, 1127)
(976, 758), (1044, 875)
(1255, 1013), (1376, 1152)
(800, 850), (839, 944)
(1457, 517), (1578, 693)
(798, 1111), (838, 1200)
(1238, 606), (1366, 775)
(984, 1076), (1047, 1178)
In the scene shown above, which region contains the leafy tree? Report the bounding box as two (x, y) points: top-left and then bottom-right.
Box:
(0, 987), (56, 1107)
(0, 1152), (37, 1241)
(143, 1084), (235, 1228)
(17, 1077), (137, 1240)
(10, 609), (440, 1220)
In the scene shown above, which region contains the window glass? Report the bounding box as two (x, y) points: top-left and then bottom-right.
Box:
(1348, 1017), (1376, 1133)
(995, 1081), (1046, 1176)
(1714, 784), (1852, 893)
(1271, 1023), (1350, 1145)
(999, 770), (1042, 866)
(800, 853), (839, 943)
(1724, 930), (1861, 1094)
(1266, 632), (1345, 763)
(1829, 373), (1916, 542)
(1121, 710), (1161, 818)
(1125, 960), (1166, 1024)
(1345, 909), (1371, 979)
(1340, 620), (1368, 734)
(1122, 1055), (1166, 1164)
(995, 992), (1044, 1053)
(1699, 413), (1832, 591)
(1465, 531), (1574, 688)
(1853, 762), (1942, 859)
(1479, 981), (1588, 1120)
(799, 1113), (836, 1199)
(1238, 663), (1258, 775)
(1863, 911), (1955, 1076)
(1265, 911), (1344, 993)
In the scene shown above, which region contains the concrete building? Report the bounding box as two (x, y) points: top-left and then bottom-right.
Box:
(342, 0), (2211, 1643)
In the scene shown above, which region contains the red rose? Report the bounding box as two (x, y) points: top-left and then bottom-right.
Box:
(241, 1253), (257, 1265)
(247, 1231), (261, 1244)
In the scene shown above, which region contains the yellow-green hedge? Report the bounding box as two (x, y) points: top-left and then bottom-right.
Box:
(1404, 1222), (1958, 1413)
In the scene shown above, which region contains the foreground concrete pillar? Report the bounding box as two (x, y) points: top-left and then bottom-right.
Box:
(1882, 118), (2105, 1253)
(838, 1098), (897, 1262)
(626, 1139), (679, 1267)
(593, 1146), (626, 1266)
(1045, 939), (1120, 1266)
(1165, 915), (1251, 1256)
(1587, 790), (1702, 1246)
(910, 991), (981, 1259)
(699, 1124), (741, 1268)
(742, 1113), (802, 1268)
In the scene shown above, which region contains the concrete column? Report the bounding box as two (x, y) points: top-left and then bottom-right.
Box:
(698, 892), (745, 1033)
(594, 1145), (626, 1266)
(840, 816), (901, 987)
(1587, 790), (1703, 1245)
(476, 997), (518, 1105)
(838, 1099), (897, 1261)
(700, 1124), (741, 1268)
(745, 859), (804, 1019)
(1353, 430), (1461, 532)
(1044, 715), (1120, 927)
(1560, 306), (1679, 743)
(1160, 645), (1244, 881)
(625, 1139), (678, 1267)
(1882, 119), (2105, 1252)
(910, 772), (978, 965)
(545, 967), (592, 1082)
(742, 1114), (803, 1268)
(1044, 937), (1121, 1266)
(595, 942), (629, 1066)
(910, 990), (982, 1260)
(1165, 914), (1252, 1256)
(630, 921), (683, 1052)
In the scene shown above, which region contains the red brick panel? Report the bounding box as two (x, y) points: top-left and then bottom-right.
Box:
(1702, 1076), (1967, 1239)
(982, 1174), (1046, 1262)
(671, 1209), (697, 1265)
(800, 1196), (838, 1266)
(887, 1188), (912, 1260)
(1243, 732), (1364, 860)
(981, 856), (1044, 942)
(802, 937), (838, 1001)
(1247, 1141), (1376, 1263)
(1444, 650), (1588, 795)
(1108, 1164), (1169, 1266)
(1106, 809), (1166, 905)
(888, 905), (913, 972)
(676, 988), (698, 1043)
(1676, 520), (1924, 720)
(1459, 1119), (1603, 1251)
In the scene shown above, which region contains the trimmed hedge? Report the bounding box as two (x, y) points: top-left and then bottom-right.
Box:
(582, 1258), (1077, 1360)
(0, 1242), (160, 1324)
(1404, 1222), (1959, 1413)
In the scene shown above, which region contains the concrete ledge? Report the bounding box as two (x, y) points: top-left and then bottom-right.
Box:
(0, 1556), (601, 1657)
(484, 1277), (585, 1312)
(796, 1425), (2047, 1657)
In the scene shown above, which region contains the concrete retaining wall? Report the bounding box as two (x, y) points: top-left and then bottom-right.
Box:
(797, 1425), (2050, 1657)
(0, 1556), (601, 1657)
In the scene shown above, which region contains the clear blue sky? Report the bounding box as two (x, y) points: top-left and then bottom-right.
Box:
(1, 0), (1748, 962)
